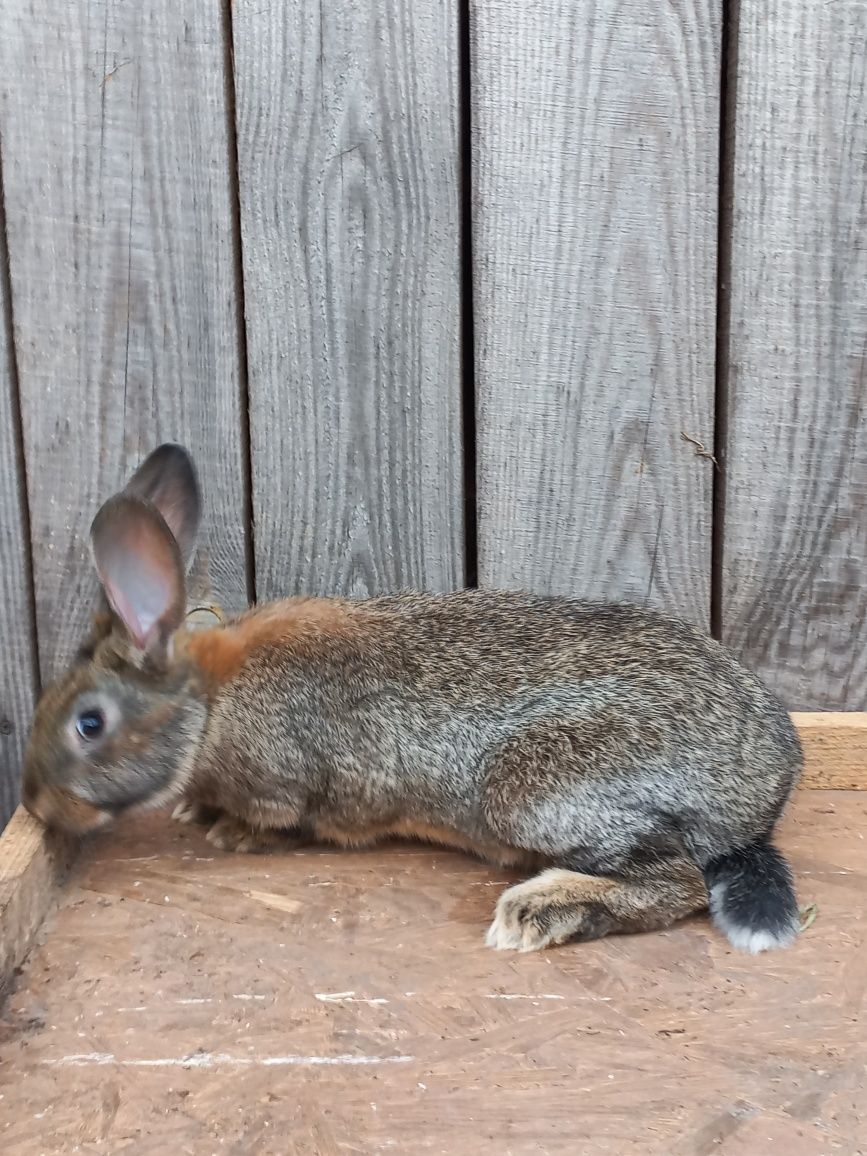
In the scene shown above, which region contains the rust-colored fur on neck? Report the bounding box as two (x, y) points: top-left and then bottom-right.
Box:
(183, 596), (364, 692)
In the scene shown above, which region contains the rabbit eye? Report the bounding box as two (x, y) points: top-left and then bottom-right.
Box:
(75, 709), (105, 740)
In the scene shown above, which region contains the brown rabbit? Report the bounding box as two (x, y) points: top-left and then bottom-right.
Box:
(22, 445), (802, 954)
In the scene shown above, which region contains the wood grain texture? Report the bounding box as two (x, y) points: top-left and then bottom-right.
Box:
(794, 713), (867, 791)
(0, 200), (37, 828)
(472, 0), (721, 625)
(0, 793), (865, 1152)
(721, 1), (867, 707)
(0, 809), (75, 996)
(233, 0), (463, 600)
(0, 0), (249, 682)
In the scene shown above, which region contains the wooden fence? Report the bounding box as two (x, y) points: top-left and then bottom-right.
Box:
(0, 0), (865, 824)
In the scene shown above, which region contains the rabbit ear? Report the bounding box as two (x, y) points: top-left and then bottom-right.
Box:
(124, 444), (201, 570)
(90, 494), (186, 659)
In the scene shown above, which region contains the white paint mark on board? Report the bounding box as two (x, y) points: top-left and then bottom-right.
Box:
(315, 991), (389, 1005)
(485, 993), (567, 1001)
(46, 1051), (414, 1069)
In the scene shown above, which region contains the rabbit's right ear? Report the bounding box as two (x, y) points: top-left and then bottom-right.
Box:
(124, 444), (201, 570)
(90, 494), (186, 661)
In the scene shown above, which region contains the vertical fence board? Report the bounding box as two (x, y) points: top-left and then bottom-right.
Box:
(721, 1), (867, 708)
(472, 0), (721, 626)
(0, 1), (249, 681)
(0, 203), (37, 826)
(233, 0), (463, 600)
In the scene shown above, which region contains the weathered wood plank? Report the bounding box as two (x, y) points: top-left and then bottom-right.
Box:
(721, 1), (867, 707)
(0, 1), (249, 682)
(0, 201), (38, 828)
(233, 0), (463, 599)
(472, 0), (721, 625)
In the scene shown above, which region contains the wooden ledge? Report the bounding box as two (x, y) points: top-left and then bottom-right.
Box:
(794, 712), (867, 790)
(0, 808), (77, 998)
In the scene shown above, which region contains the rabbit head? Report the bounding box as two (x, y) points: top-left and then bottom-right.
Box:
(21, 445), (208, 833)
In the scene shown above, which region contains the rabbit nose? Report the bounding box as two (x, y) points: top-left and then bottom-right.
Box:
(22, 786), (112, 834)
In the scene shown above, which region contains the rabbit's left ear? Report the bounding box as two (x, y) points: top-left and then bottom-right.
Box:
(90, 493), (186, 661)
(124, 443), (201, 572)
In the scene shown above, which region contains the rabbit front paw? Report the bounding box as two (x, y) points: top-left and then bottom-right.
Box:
(206, 814), (310, 854)
(172, 799), (221, 827)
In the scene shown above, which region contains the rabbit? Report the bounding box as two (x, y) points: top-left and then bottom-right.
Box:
(22, 444), (803, 954)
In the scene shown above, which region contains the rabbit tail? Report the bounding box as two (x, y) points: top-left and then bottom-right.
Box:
(703, 835), (799, 953)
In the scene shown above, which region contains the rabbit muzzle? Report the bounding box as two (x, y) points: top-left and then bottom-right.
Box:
(22, 784), (114, 835)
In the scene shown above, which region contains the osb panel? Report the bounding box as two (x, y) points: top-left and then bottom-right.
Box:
(0, 792), (864, 1154)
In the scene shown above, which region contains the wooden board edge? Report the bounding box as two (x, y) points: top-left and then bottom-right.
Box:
(794, 712), (867, 790)
(0, 807), (78, 997)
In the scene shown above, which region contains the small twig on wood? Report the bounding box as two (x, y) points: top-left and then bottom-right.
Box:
(680, 431), (719, 468)
(799, 902), (819, 932)
(102, 58), (132, 87)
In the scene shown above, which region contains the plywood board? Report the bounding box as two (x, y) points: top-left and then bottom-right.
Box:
(233, 0), (464, 599)
(0, 0), (250, 681)
(0, 791), (863, 1153)
(471, 0), (721, 625)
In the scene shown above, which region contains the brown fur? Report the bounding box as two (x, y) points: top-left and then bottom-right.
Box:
(312, 817), (540, 869)
(187, 789), (540, 867)
(184, 598), (364, 692)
